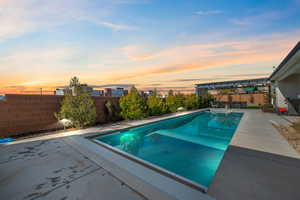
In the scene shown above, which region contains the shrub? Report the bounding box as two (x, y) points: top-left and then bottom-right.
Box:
(105, 100), (122, 122)
(184, 94), (199, 110)
(55, 77), (97, 128)
(120, 86), (149, 120)
(198, 94), (215, 108)
(147, 90), (168, 116)
(261, 103), (275, 112)
(166, 93), (185, 112)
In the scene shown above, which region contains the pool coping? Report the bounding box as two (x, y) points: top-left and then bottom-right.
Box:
(84, 109), (210, 138)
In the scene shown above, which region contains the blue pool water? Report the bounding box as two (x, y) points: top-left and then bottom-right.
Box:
(95, 111), (243, 187)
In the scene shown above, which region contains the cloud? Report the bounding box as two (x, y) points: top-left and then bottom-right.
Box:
(1, 28), (298, 95)
(195, 10), (223, 15)
(0, 47), (76, 73)
(2, 85), (27, 90)
(226, 73), (270, 77)
(171, 73), (270, 82)
(143, 86), (194, 93)
(172, 78), (223, 82)
(95, 21), (137, 31)
(120, 44), (157, 60)
(230, 11), (283, 26)
(0, 0), (138, 41)
(58, 84), (134, 88)
(90, 84), (134, 88)
(112, 29), (300, 81)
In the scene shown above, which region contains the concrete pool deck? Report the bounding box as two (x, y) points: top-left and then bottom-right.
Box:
(208, 109), (300, 200)
(1, 109), (300, 199)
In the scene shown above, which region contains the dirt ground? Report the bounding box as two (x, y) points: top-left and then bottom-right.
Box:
(276, 120), (300, 154)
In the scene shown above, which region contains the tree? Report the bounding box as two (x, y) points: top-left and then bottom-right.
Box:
(184, 94), (199, 110)
(166, 92), (185, 112)
(119, 86), (149, 120)
(105, 100), (121, 121)
(147, 89), (168, 116)
(70, 76), (80, 87)
(168, 89), (174, 96)
(55, 77), (97, 128)
(198, 94), (215, 108)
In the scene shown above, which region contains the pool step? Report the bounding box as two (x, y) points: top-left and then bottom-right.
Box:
(153, 130), (228, 151)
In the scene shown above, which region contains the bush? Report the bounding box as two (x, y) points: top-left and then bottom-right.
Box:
(184, 94), (199, 110)
(261, 104), (275, 112)
(120, 86), (149, 120)
(166, 93), (185, 112)
(56, 81), (97, 128)
(147, 90), (168, 115)
(246, 105), (260, 109)
(198, 94), (215, 108)
(105, 100), (122, 122)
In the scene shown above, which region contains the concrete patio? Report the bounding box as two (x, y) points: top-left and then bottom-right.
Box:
(1, 109), (300, 200)
(208, 109), (300, 200)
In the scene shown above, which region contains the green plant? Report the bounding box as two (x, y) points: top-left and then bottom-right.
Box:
(184, 94), (199, 110)
(70, 76), (80, 87)
(261, 103), (275, 113)
(105, 100), (122, 121)
(147, 90), (168, 115)
(119, 86), (149, 120)
(199, 94), (215, 108)
(246, 105), (260, 109)
(166, 93), (185, 112)
(55, 77), (97, 128)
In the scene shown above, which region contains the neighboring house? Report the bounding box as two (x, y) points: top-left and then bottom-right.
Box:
(195, 78), (270, 107)
(112, 88), (125, 97)
(91, 90), (104, 96)
(55, 84), (94, 96)
(195, 78), (270, 97)
(145, 90), (154, 96)
(105, 88), (113, 97)
(54, 89), (64, 95)
(270, 41), (300, 115)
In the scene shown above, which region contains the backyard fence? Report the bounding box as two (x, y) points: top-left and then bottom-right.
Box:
(214, 93), (265, 107)
(0, 94), (119, 138)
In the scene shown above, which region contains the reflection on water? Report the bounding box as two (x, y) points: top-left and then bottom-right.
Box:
(120, 133), (144, 154)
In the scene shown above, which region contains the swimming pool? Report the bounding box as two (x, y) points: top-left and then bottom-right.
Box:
(94, 111), (242, 190)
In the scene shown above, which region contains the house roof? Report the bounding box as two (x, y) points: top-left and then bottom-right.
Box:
(195, 78), (269, 89)
(270, 41), (300, 79)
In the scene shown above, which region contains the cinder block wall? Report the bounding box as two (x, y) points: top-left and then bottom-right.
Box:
(0, 94), (119, 138)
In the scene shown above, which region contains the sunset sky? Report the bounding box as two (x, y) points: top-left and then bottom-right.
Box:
(0, 0), (300, 94)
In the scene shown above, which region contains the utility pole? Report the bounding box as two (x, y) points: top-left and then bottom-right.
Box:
(40, 88), (42, 96)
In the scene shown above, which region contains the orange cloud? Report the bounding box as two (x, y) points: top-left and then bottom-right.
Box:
(1, 29), (299, 95)
(110, 32), (299, 82)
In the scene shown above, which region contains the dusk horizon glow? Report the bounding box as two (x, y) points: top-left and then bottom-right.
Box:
(1, 0), (300, 95)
